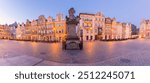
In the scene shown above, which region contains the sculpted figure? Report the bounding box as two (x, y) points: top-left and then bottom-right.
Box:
(69, 8), (75, 20)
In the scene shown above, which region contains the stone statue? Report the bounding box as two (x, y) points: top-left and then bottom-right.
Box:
(62, 8), (83, 50)
(69, 8), (75, 20)
(66, 8), (80, 24)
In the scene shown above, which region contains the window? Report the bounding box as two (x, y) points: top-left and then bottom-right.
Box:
(86, 36), (89, 40)
(91, 36), (93, 40)
(59, 31), (61, 33)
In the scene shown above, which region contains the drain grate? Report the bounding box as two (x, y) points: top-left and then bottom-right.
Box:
(120, 58), (131, 63)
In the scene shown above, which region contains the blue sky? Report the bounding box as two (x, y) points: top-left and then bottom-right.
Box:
(0, 0), (150, 27)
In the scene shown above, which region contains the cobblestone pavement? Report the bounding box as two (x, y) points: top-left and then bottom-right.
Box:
(0, 39), (150, 66)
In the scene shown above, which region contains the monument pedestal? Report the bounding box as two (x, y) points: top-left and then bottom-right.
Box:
(62, 36), (83, 50)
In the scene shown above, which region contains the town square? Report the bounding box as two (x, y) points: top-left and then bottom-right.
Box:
(0, 39), (150, 66)
(0, 0), (150, 66)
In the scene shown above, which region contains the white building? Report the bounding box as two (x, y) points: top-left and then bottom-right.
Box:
(16, 23), (26, 40)
(140, 20), (150, 38)
(78, 12), (105, 41)
(123, 23), (132, 39)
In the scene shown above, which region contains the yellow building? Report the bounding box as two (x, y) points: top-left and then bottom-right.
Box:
(17, 13), (66, 42)
(54, 13), (66, 42)
(0, 25), (12, 39)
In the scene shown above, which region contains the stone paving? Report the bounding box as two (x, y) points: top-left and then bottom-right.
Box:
(0, 39), (150, 66)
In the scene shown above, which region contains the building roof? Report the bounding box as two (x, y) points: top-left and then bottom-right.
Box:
(79, 13), (95, 16)
(105, 17), (112, 24)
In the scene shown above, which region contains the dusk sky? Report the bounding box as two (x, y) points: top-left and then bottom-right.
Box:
(0, 0), (150, 27)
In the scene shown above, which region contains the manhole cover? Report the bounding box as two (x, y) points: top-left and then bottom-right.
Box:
(120, 58), (130, 63)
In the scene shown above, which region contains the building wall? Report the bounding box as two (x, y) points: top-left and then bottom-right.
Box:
(140, 20), (150, 38)
(17, 14), (67, 42)
(54, 15), (66, 41)
(16, 23), (26, 40)
(79, 13), (105, 41)
(125, 23), (132, 39)
(0, 12), (134, 41)
(102, 18), (132, 40)
(95, 12), (105, 40)
(0, 25), (12, 39)
(103, 18), (112, 40)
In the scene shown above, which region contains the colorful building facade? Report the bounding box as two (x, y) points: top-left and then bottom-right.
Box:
(0, 11), (134, 42)
(16, 13), (66, 42)
(102, 17), (132, 40)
